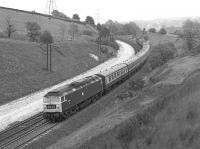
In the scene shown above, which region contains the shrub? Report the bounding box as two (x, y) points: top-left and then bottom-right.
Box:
(82, 30), (93, 36)
(100, 46), (108, 54)
(26, 22), (41, 42)
(159, 28), (167, 34)
(149, 42), (176, 70)
(101, 39), (119, 50)
(40, 30), (53, 44)
(148, 28), (156, 33)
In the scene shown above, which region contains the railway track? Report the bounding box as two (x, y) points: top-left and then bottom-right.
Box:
(0, 113), (57, 149)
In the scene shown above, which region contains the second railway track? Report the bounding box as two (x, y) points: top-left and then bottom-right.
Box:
(0, 113), (57, 149)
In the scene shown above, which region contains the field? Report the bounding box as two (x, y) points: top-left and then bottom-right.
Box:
(0, 35), (115, 105)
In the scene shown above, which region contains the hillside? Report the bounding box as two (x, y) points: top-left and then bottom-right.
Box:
(0, 36), (115, 105)
(70, 54), (200, 149)
(0, 6), (96, 40)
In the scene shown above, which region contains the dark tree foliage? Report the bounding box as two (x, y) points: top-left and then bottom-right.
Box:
(85, 16), (95, 25)
(105, 20), (120, 34)
(72, 14), (80, 21)
(99, 26), (110, 38)
(25, 22), (41, 42)
(148, 28), (156, 33)
(51, 10), (70, 20)
(105, 20), (140, 36)
(122, 22), (140, 36)
(159, 28), (167, 34)
(97, 23), (102, 32)
(182, 20), (200, 51)
(40, 30), (53, 44)
(149, 42), (176, 69)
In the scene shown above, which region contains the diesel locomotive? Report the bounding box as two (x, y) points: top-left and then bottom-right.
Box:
(43, 42), (150, 121)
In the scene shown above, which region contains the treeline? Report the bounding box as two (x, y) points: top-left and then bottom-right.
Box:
(104, 20), (141, 36)
(148, 27), (167, 34)
(51, 10), (95, 26)
(181, 20), (200, 52)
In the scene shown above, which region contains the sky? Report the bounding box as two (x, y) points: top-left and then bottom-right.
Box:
(0, 0), (200, 23)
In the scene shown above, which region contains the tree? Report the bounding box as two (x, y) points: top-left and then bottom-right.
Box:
(40, 31), (54, 71)
(5, 17), (16, 38)
(105, 20), (121, 35)
(148, 28), (156, 33)
(69, 24), (79, 40)
(122, 22), (140, 36)
(97, 23), (102, 32)
(99, 26), (110, 38)
(40, 30), (53, 44)
(159, 28), (167, 34)
(51, 10), (70, 20)
(72, 14), (80, 21)
(182, 20), (200, 51)
(26, 22), (41, 42)
(85, 16), (95, 26)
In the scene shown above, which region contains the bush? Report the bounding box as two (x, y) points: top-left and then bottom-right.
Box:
(40, 30), (53, 44)
(101, 39), (119, 50)
(82, 30), (93, 36)
(148, 42), (176, 70)
(159, 28), (167, 34)
(148, 28), (156, 33)
(26, 22), (41, 42)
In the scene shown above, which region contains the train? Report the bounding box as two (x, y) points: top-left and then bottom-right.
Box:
(43, 42), (150, 122)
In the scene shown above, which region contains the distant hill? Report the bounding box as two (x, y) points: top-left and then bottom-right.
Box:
(0, 6), (97, 40)
(134, 17), (200, 30)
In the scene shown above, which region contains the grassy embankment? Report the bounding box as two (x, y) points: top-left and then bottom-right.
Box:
(0, 35), (117, 105)
(77, 33), (200, 149)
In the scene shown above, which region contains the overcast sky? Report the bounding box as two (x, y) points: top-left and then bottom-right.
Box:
(1, 0), (200, 23)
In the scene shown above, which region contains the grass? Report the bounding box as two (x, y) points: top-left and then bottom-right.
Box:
(79, 71), (200, 149)
(0, 35), (115, 105)
(77, 34), (200, 149)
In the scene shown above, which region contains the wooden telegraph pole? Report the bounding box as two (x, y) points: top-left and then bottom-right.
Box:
(49, 44), (52, 71)
(46, 44), (49, 70)
(46, 44), (52, 71)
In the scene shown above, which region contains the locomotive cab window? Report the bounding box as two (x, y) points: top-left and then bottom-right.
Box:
(61, 96), (64, 102)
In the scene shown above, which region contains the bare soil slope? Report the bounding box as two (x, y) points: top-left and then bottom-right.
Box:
(0, 36), (113, 105)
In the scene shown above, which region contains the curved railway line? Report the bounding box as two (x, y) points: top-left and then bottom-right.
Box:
(0, 42), (150, 149)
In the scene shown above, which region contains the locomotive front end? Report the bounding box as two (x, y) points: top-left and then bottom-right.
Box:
(43, 96), (62, 113)
(43, 94), (63, 121)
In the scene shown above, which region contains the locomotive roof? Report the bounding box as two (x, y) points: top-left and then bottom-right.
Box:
(44, 75), (100, 97)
